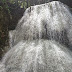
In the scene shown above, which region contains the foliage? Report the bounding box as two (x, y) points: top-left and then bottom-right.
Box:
(0, 0), (31, 20)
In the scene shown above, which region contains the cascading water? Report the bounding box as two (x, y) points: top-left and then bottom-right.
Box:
(9, 1), (72, 47)
(0, 1), (72, 72)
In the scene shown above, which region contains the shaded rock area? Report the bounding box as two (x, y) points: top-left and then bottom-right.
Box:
(8, 8), (24, 30)
(0, 1), (72, 72)
(54, 0), (72, 8)
(0, 8), (9, 59)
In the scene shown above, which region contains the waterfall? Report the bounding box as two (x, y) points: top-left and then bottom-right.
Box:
(0, 1), (72, 72)
(9, 1), (72, 47)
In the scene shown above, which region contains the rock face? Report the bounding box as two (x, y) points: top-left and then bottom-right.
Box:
(1, 1), (72, 72)
(0, 8), (9, 59)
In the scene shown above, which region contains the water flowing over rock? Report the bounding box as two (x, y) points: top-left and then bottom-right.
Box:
(1, 40), (72, 72)
(0, 1), (72, 72)
(10, 1), (72, 47)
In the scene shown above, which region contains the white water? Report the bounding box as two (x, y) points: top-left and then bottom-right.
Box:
(0, 1), (72, 72)
(11, 1), (72, 47)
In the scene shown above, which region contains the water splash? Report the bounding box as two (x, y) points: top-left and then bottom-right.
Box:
(1, 1), (72, 72)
